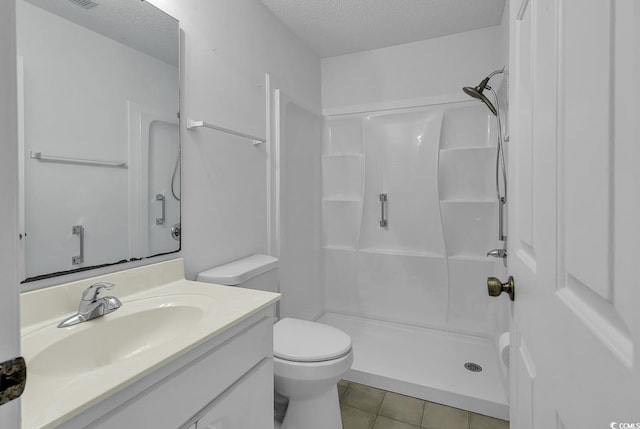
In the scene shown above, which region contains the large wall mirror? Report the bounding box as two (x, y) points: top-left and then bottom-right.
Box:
(17, 0), (180, 282)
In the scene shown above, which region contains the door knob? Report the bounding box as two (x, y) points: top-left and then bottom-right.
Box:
(487, 276), (515, 301)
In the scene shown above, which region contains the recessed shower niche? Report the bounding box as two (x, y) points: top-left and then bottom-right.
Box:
(322, 102), (502, 336)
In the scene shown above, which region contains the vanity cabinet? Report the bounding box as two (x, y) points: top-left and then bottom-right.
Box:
(59, 309), (275, 429)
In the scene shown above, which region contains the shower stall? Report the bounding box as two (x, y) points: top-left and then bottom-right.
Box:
(317, 100), (510, 419)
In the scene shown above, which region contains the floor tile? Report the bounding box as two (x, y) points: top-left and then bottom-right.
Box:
(378, 392), (424, 427)
(469, 412), (509, 429)
(422, 401), (469, 429)
(341, 405), (376, 429)
(341, 382), (386, 414)
(340, 382), (511, 429)
(372, 416), (420, 429)
(338, 379), (351, 399)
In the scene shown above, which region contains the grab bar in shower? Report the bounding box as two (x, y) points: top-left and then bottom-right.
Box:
(155, 194), (166, 225)
(379, 193), (388, 227)
(72, 225), (84, 265)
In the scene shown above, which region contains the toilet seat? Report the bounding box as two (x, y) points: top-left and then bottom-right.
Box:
(274, 318), (352, 362)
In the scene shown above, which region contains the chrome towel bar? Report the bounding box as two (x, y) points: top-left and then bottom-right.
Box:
(30, 151), (127, 168)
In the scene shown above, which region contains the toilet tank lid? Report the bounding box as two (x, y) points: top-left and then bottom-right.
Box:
(196, 254), (278, 285)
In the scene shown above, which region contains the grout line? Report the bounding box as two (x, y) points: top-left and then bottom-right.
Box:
(375, 391), (386, 414)
(370, 414), (377, 429)
(342, 385), (349, 398)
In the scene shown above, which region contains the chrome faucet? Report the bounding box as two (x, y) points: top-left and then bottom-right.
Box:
(57, 282), (122, 328)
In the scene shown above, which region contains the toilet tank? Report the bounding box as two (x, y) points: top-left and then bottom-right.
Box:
(196, 254), (279, 293)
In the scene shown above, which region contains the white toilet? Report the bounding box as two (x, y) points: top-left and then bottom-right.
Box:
(197, 254), (353, 429)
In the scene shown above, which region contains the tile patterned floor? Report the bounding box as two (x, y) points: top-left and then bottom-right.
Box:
(338, 380), (509, 429)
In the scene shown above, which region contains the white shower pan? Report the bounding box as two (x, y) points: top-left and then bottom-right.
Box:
(319, 312), (508, 420)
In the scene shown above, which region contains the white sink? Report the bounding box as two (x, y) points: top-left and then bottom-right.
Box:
(24, 294), (215, 377)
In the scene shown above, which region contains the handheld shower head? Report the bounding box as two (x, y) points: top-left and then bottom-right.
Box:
(462, 67), (505, 115)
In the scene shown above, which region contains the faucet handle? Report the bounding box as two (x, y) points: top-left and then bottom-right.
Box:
(81, 282), (115, 302)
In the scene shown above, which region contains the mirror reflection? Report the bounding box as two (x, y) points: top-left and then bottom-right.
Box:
(17, 0), (180, 282)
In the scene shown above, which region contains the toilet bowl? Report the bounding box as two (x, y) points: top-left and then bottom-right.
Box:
(197, 255), (353, 429)
(273, 318), (353, 429)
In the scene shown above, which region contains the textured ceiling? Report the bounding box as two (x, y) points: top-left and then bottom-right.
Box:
(261, 0), (506, 58)
(24, 0), (178, 66)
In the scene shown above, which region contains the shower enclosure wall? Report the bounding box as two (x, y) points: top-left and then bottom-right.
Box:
(318, 101), (509, 418)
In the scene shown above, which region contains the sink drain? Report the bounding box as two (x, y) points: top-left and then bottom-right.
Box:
(464, 362), (483, 372)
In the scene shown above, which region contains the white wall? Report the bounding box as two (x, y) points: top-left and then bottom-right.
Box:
(277, 94), (323, 320)
(0, 0), (21, 425)
(17, 0), (178, 279)
(147, 0), (321, 279)
(322, 26), (504, 110)
(500, 1), (510, 68)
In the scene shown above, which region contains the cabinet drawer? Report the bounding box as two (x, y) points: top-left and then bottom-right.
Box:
(89, 315), (273, 428)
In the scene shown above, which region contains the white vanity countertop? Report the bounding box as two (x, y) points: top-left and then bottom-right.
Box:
(20, 258), (280, 429)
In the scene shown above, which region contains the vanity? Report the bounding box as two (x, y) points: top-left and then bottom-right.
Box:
(20, 259), (280, 428)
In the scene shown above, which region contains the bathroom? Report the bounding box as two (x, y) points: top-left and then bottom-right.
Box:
(0, 0), (638, 428)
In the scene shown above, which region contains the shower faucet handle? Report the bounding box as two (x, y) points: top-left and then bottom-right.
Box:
(487, 248), (507, 259)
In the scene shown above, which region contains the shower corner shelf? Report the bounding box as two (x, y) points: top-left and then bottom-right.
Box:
(439, 145), (497, 152)
(322, 153), (364, 158)
(323, 245), (358, 252)
(358, 248), (446, 259)
(448, 255), (497, 263)
(322, 197), (362, 203)
(440, 199), (497, 204)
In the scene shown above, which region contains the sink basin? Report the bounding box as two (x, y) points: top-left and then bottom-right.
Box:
(24, 294), (215, 377)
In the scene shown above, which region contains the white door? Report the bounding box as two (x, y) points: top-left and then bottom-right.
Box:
(508, 0), (640, 428)
(0, 0), (23, 426)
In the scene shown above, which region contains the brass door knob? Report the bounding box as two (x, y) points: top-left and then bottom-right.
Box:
(487, 276), (515, 301)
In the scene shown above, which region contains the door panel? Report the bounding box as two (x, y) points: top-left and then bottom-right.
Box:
(515, 0), (534, 250)
(512, 326), (535, 429)
(559, 0), (613, 299)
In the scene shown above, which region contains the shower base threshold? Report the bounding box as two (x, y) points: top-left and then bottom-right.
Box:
(318, 312), (509, 420)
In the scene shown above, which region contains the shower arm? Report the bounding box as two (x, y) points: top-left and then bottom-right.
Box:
(486, 67), (505, 82)
(476, 67), (505, 93)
